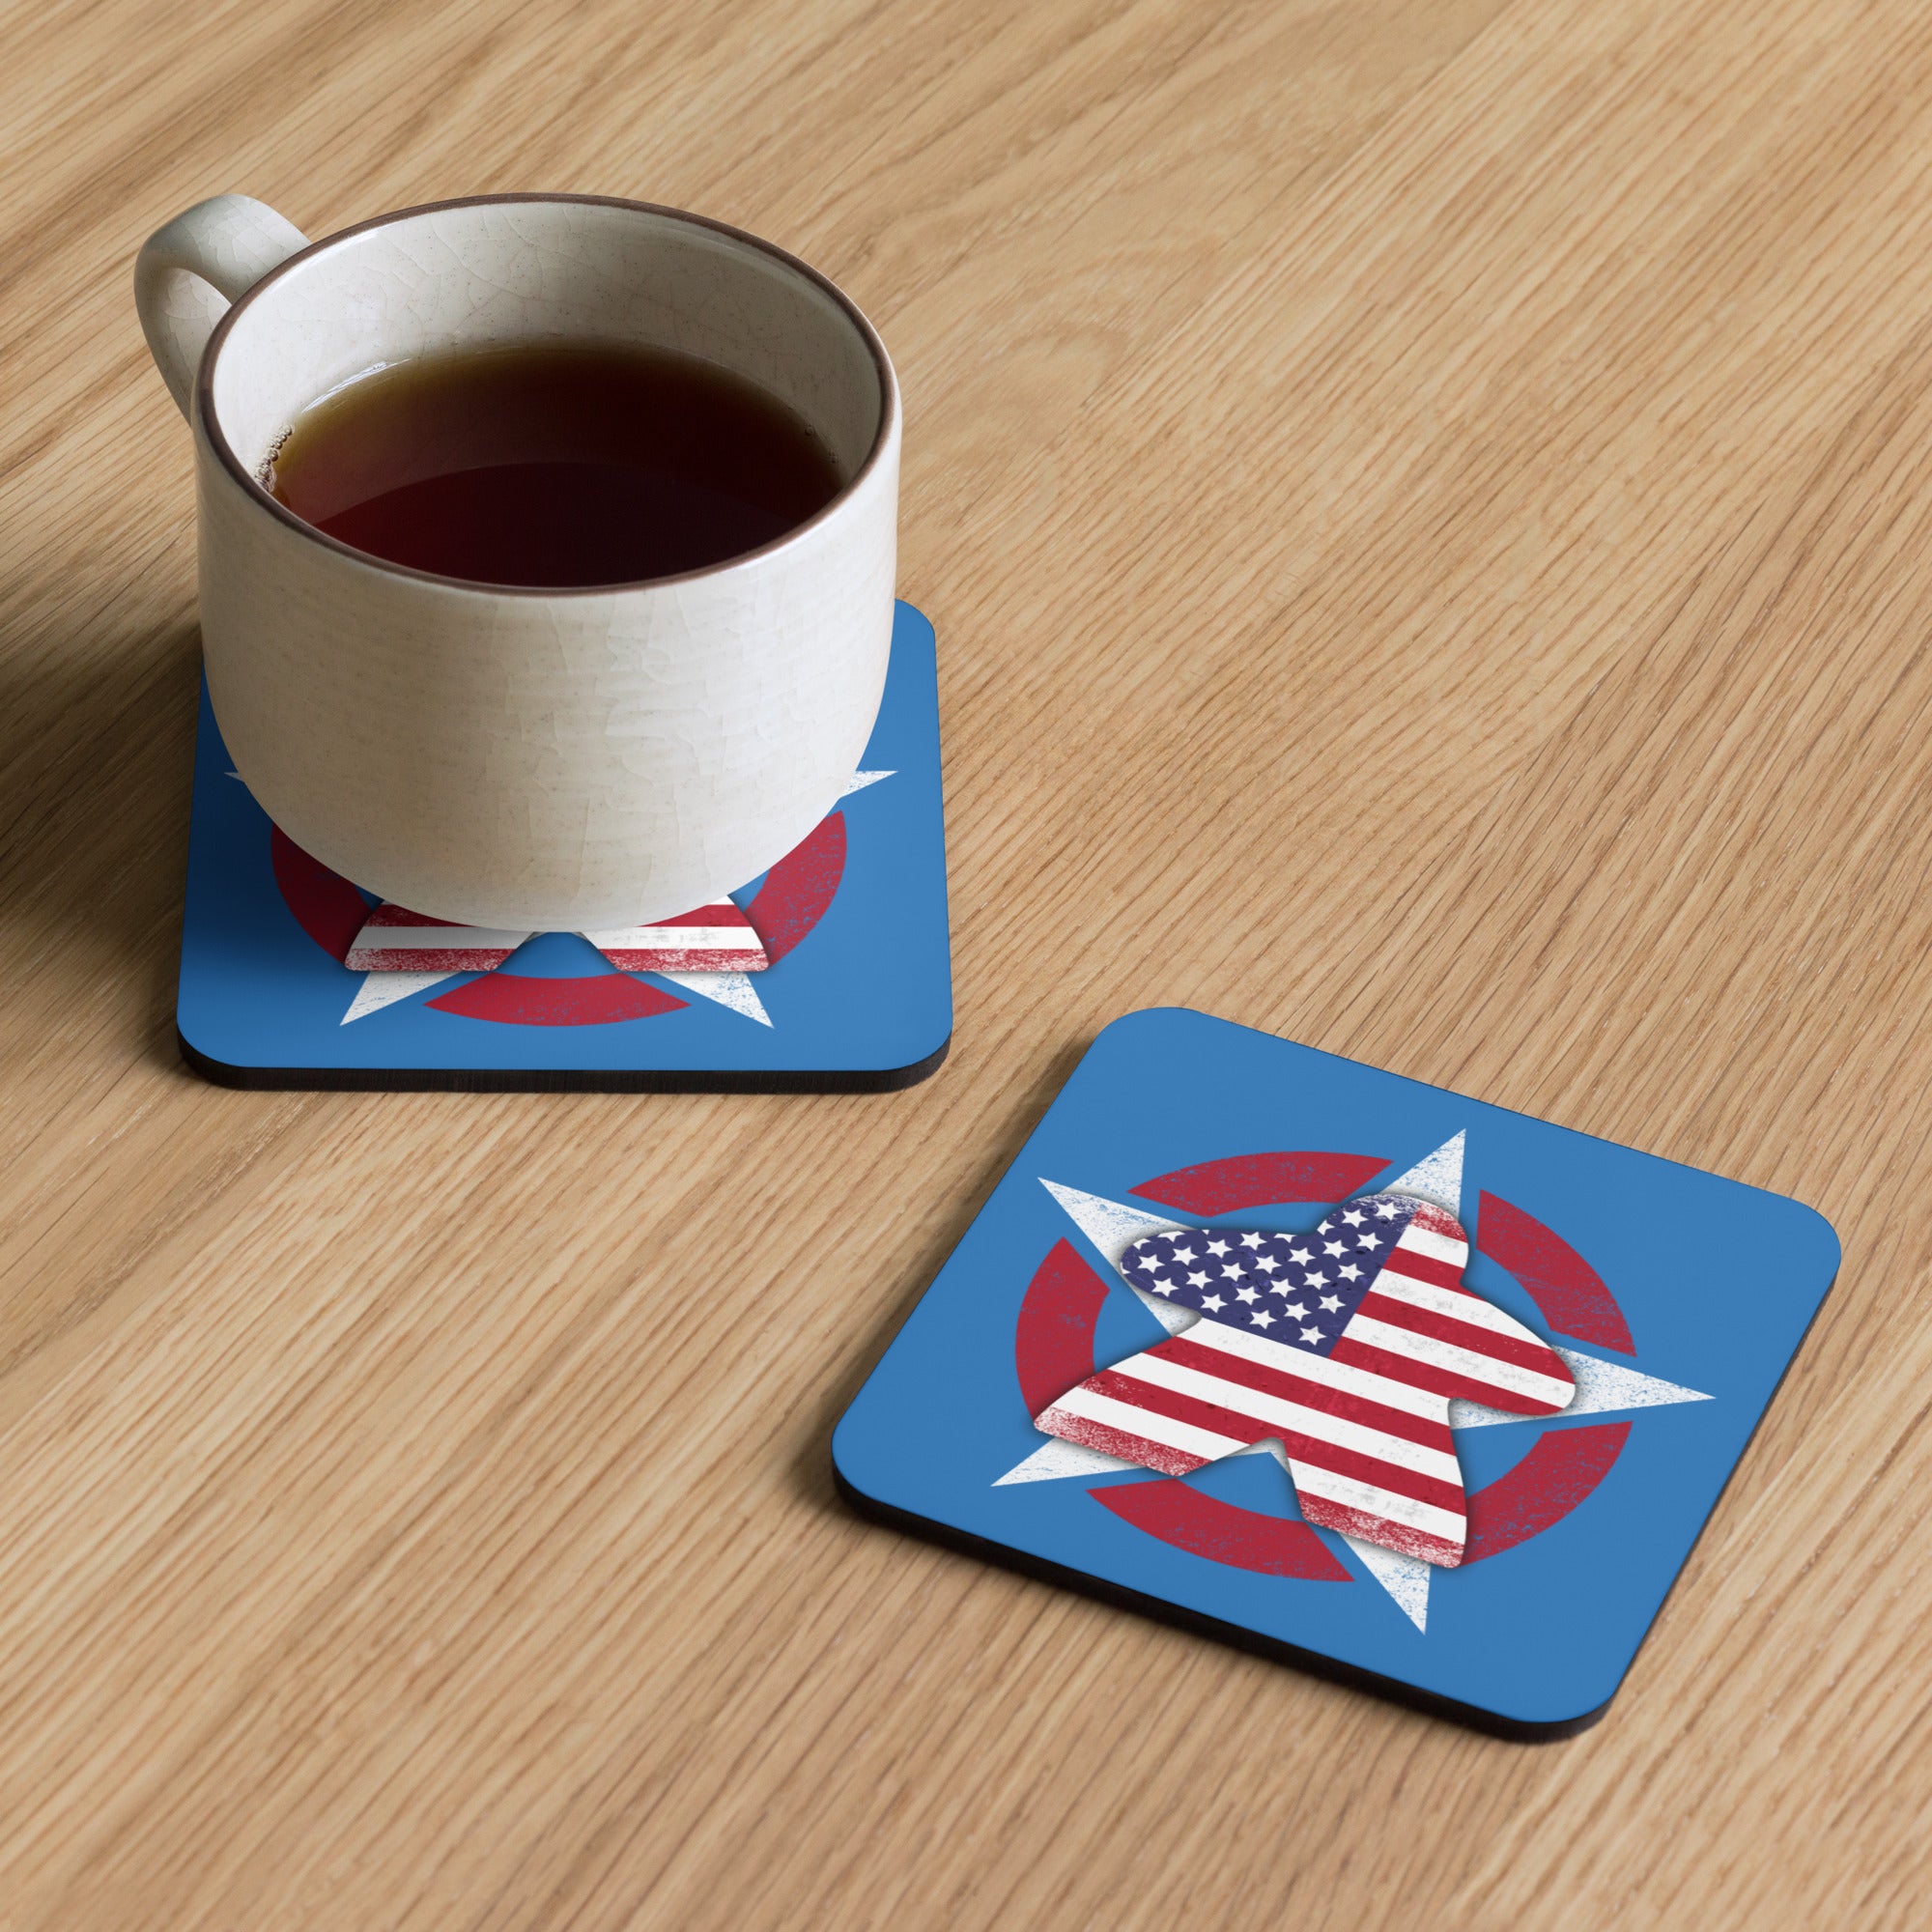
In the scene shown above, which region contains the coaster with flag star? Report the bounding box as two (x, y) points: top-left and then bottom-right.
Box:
(832, 1008), (1840, 1739)
(176, 601), (951, 1091)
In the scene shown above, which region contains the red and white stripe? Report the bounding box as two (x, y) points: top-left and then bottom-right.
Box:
(581, 902), (770, 974)
(346, 900), (771, 975)
(1034, 1199), (1575, 1568)
(344, 904), (531, 973)
(1333, 1205), (1574, 1419)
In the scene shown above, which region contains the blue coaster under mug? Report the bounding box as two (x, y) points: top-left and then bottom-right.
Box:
(178, 601), (952, 1091)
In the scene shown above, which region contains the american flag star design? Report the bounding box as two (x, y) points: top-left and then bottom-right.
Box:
(345, 899), (771, 975)
(1031, 1191), (1577, 1567)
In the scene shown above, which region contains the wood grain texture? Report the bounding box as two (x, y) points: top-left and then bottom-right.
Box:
(2, 0), (1930, 1923)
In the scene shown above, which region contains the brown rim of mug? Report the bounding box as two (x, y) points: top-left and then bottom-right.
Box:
(194, 192), (898, 598)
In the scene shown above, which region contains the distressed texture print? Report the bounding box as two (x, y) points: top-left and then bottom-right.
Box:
(1031, 1192), (1577, 1567)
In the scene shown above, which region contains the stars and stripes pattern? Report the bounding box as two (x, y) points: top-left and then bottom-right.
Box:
(344, 899), (771, 975)
(1031, 1190), (1577, 1567)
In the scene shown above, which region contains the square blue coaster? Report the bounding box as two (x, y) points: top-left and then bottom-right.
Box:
(177, 601), (952, 1090)
(833, 1009), (1839, 1738)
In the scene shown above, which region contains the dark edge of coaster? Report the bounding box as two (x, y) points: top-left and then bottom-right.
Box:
(831, 1463), (1608, 1743)
(178, 1027), (950, 1094)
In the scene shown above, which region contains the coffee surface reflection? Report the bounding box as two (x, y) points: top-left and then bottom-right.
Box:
(269, 341), (844, 587)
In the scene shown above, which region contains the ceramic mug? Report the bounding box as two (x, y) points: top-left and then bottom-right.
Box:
(133, 192), (899, 930)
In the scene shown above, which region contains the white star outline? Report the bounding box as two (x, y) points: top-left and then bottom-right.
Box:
(324, 770), (897, 1026)
(993, 1132), (1714, 1633)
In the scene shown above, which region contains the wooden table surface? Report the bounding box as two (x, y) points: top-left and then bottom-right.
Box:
(5, 0), (1931, 1924)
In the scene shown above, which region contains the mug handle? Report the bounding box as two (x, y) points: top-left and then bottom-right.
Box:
(134, 194), (311, 418)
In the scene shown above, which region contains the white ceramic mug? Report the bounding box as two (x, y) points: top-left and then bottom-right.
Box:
(134, 192), (899, 930)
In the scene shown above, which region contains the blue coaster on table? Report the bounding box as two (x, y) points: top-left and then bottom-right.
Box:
(834, 1009), (1839, 1739)
(178, 601), (951, 1091)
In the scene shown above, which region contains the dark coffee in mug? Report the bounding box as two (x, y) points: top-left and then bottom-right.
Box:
(267, 341), (844, 587)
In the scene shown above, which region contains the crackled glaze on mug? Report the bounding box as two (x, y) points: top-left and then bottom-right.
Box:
(137, 194), (899, 930)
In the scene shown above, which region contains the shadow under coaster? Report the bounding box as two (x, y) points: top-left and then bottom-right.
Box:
(177, 601), (952, 1092)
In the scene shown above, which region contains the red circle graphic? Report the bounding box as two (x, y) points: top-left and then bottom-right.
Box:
(1013, 1151), (1631, 1580)
(271, 814), (847, 1027)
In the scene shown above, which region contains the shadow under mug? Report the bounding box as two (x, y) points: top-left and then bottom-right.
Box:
(134, 192), (899, 931)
